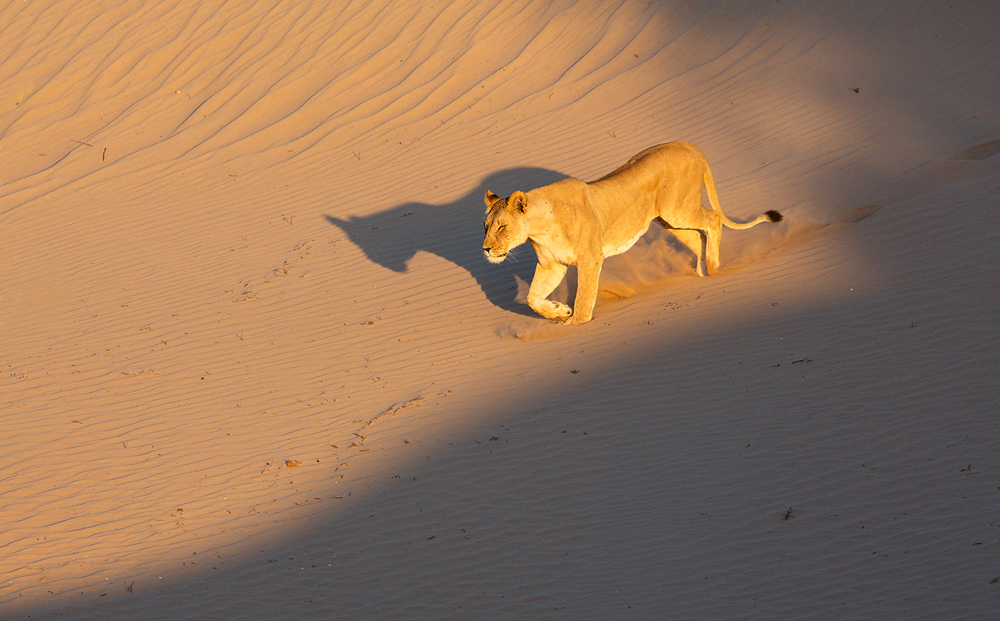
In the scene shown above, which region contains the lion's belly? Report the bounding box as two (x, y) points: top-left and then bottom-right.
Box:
(602, 223), (650, 257)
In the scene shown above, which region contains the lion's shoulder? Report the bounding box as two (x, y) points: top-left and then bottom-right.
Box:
(525, 178), (591, 217)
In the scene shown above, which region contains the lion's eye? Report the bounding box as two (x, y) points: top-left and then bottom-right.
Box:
(497, 224), (506, 233)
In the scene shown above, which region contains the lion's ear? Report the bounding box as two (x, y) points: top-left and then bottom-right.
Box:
(509, 191), (527, 213)
(484, 190), (499, 213)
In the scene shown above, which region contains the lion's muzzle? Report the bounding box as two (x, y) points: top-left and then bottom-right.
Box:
(484, 248), (507, 264)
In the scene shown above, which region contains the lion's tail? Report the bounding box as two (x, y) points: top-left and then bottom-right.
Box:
(703, 162), (783, 229)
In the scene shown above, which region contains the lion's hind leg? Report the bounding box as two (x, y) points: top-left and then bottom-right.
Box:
(527, 263), (572, 320)
(668, 228), (708, 277)
(666, 209), (723, 276)
(702, 210), (723, 275)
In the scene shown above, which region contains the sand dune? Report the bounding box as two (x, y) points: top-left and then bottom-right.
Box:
(1, 1), (997, 619)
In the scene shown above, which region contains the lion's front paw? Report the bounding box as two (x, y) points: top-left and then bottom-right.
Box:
(534, 300), (572, 320)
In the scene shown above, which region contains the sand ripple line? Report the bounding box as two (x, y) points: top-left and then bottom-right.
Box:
(347, 396), (425, 449)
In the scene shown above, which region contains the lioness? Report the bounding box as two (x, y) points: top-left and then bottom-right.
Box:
(483, 142), (781, 324)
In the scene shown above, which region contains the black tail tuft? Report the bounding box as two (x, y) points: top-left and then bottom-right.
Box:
(765, 210), (783, 223)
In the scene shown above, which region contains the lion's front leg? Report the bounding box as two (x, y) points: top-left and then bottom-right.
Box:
(565, 257), (603, 324)
(527, 263), (572, 320)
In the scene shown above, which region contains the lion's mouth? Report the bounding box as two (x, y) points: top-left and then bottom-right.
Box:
(484, 250), (507, 264)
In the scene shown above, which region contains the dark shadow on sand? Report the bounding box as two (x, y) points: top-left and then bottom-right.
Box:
(325, 168), (566, 317)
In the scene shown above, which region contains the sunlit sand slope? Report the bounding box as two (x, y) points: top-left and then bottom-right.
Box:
(1, 1), (997, 619)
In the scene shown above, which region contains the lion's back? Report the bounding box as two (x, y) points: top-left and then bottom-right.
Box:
(593, 142), (704, 184)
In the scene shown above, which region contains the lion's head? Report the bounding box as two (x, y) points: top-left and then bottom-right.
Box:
(483, 190), (529, 264)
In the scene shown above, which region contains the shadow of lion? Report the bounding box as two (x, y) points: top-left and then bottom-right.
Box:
(326, 167), (566, 316)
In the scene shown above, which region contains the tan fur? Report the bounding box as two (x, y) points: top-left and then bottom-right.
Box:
(483, 142), (781, 324)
